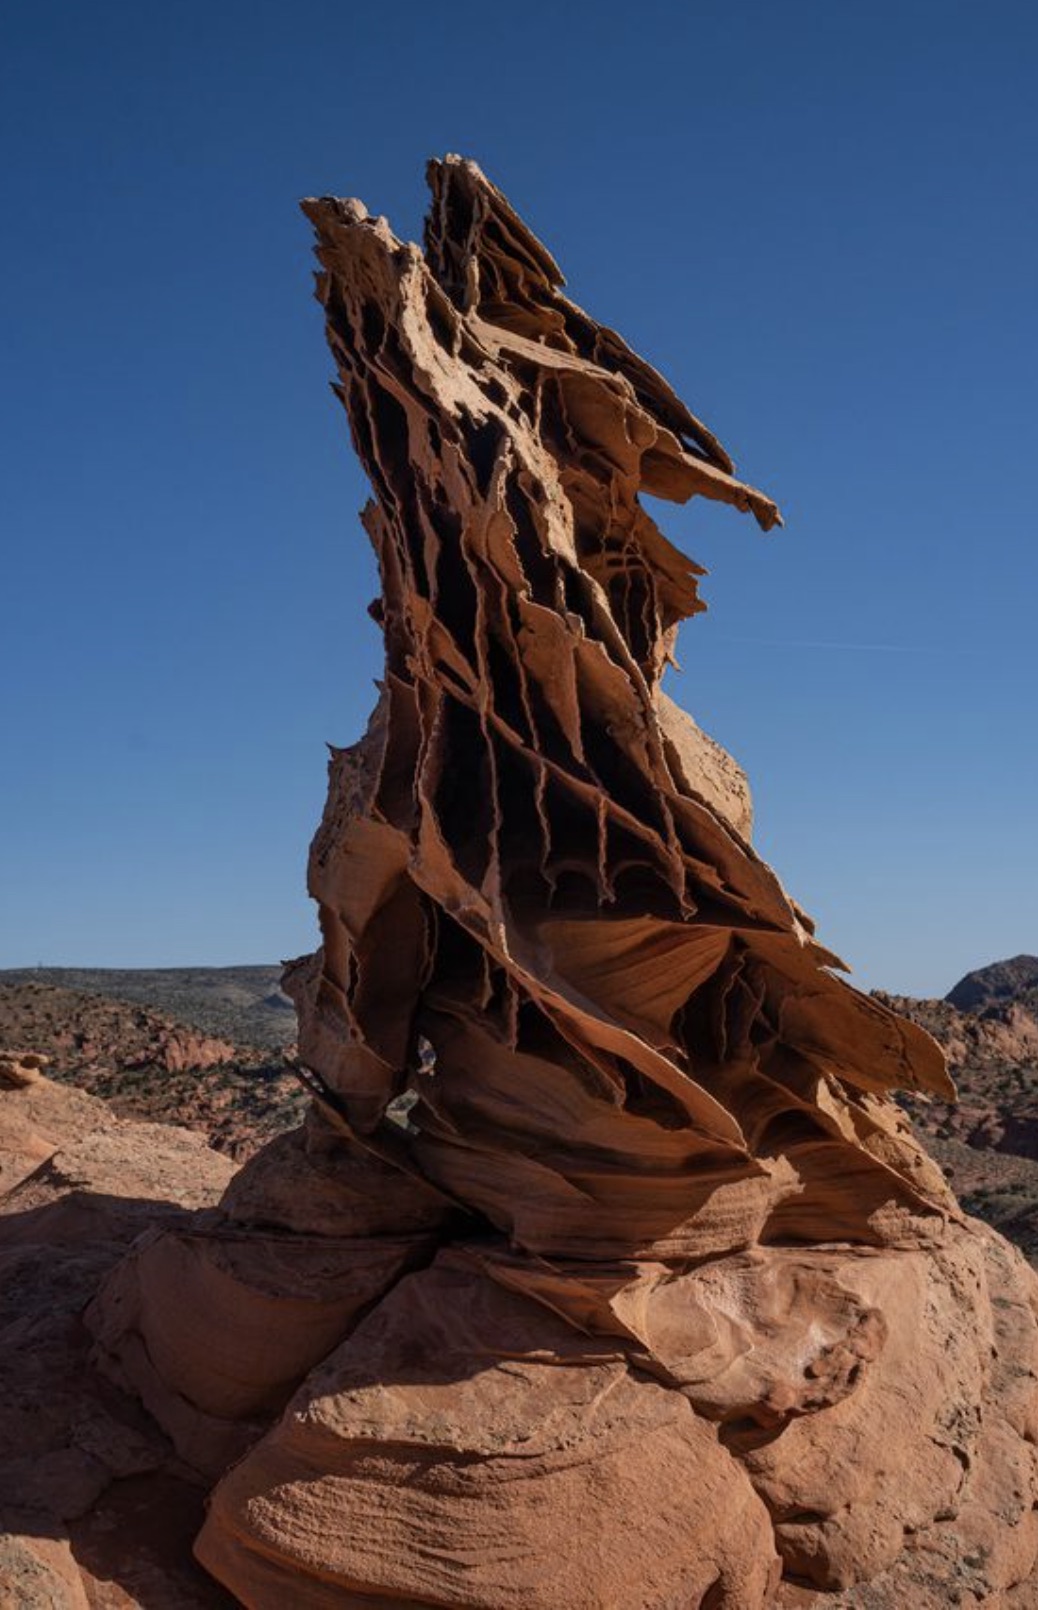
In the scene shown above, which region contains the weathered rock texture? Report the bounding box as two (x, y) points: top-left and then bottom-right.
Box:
(86, 159), (1038, 1607)
(0, 1062), (237, 1608)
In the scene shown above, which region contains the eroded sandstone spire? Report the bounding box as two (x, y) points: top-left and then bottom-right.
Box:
(283, 155), (956, 1258)
(86, 159), (1038, 1608)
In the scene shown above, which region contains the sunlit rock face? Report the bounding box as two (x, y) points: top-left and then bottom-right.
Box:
(285, 154), (956, 1254)
(91, 160), (1038, 1608)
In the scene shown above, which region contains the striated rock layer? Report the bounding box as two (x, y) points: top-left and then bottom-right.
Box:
(88, 159), (1038, 1607)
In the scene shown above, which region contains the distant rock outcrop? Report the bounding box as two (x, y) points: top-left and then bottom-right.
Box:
(880, 989), (1038, 1077)
(947, 955), (1038, 1016)
(880, 963), (1038, 1265)
(73, 160), (1038, 1605)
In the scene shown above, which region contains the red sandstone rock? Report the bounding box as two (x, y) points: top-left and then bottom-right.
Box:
(197, 1249), (783, 1609)
(0, 1071), (235, 1607)
(80, 157), (1038, 1607)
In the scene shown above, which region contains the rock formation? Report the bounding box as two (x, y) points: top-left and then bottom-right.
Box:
(83, 159), (1038, 1606)
(0, 1057), (236, 1608)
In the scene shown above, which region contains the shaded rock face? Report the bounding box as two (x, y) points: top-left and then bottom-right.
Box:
(86, 159), (1038, 1607)
(0, 1065), (237, 1608)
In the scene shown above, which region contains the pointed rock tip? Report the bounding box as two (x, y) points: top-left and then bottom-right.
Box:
(299, 196), (370, 227)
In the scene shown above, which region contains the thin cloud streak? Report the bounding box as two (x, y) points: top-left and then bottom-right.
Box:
(707, 635), (985, 655)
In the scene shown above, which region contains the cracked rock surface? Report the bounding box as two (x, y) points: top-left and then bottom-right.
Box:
(77, 159), (1038, 1606)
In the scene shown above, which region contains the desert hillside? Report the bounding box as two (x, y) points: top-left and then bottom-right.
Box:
(0, 977), (305, 1160)
(879, 954), (1038, 1261)
(0, 965), (296, 1050)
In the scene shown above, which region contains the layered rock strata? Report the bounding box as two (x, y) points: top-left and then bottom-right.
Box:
(87, 159), (1038, 1607)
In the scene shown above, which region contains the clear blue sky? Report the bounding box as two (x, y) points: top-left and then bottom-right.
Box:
(3, 0), (1036, 996)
